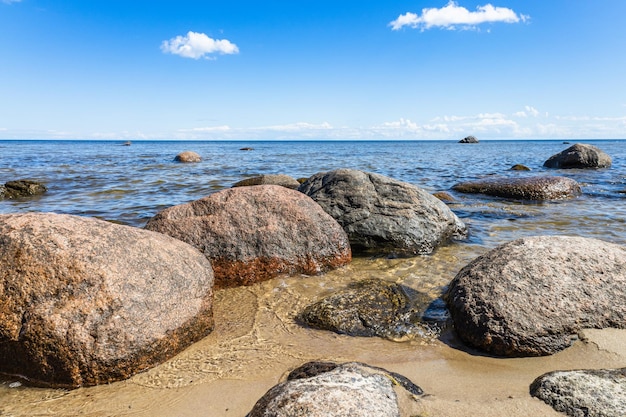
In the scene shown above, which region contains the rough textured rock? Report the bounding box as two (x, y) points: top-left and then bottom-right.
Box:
(145, 185), (351, 289)
(298, 169), (467, 256)
(452, 176), (581, 200)
(298, 279), (433, 340)
(0, 180), (47, 199)
(459, 136), (479, 143)
(530, 368), (626, 417)
(544, 143), (612, 169)
(174, 151), (202, 163)
(0, 213), (214, 388)
(433, 191), (456, 202)
(444, 236), (626, 357)
(247, 361), (422, 417)
(232, 174), (300, 189)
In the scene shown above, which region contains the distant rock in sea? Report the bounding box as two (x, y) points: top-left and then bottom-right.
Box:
(174, 150), (202, 163)
(445, 236), (626, 357)
(544, 143), (612, 169)
(145, 185), (351, 288)
(0, 213), (214, 388)
(459, 136), (479, 143)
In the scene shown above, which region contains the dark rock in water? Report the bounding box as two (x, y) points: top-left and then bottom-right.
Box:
(0, 180), (47, 199)
(444, 236), (626, 357)
(432, 191), (456, 202)
(530, 368), (626, 417)
(298, 279), (434, 340)
(239, 147), (254, 151)
(174, 151), (202, 163)
(452, 176), (581, 200)
(0, 213), (214, 388)
(298, 169), (467, 256)
(247, 361), (422, 417)
(544, 143), (612, 169)
(145, 185), (351, 289)
(459, 136), (479, 143)
(510, 164), (531, 171)
(232, 174), (300, 190)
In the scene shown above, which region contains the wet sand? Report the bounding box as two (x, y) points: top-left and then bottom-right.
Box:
(2, 251), (625, 416)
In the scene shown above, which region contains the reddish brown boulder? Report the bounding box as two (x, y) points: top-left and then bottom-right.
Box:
(232, 174), (300, 189)
(145, 185), (351, 288)
(174, 150), (202, 163)
(0, 213), (214, 388)
(452, 176), (581, 200)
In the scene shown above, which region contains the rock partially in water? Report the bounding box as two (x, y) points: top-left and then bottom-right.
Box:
(174, 151), (202, 163)
(544, 143), (612, 169)
(232, 174), (300, 189)
(432, 191), (456, 202)
(0, 180), (47, 199)
(445, 236), (626, 356)
(146, 185), (351, 289)
(459, 135), (479, 143)
(510, 164), (531, 171)
(530, 368), (626, 417)
(0, 213), (214, 388)
(247, 361), (422, 417)
(298, 279), (434, 340)
(298, 169), (467, 256)
(452, 176), (581, 200)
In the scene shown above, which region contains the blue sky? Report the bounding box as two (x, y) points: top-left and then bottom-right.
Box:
(1, 0), (626, 140)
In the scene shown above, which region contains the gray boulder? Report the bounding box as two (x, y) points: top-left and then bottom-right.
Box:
(530, 368), (626, 417)
(0, 213), (214, 388)
(444, 236), (626, 356)
(0, 179), (47, 199)
(298, 169), (467, 256)
(247, 361), (422, 417)
(459, 136), (479, 143)
(544, 143), (612, 169)
(146, 185), (351, 289)
(452, 176), (581, 200)
(298, 279), (432, 340)
(232, 174), (300, 189)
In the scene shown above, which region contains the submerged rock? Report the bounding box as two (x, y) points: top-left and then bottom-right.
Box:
(145, 185), (351, 289)
(232, 174), (300, 189)
(247, 361), (422, 417)
(298, 279), (433, 340)
(452, 176), (581, 200)
(445, 236), (626, 356)
(510, 164), (531, 171)
(174, 151), (202, 163)
(298, 169), (467, 256)
(0, 213), (214, 388)
(544, 143), (612, 169)
(530, 368), (626, 417)
(0, 180), (47, 199)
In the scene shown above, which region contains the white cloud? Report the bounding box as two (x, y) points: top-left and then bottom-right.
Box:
(161, 31), (239, 59)
(390, 1), (528, 31)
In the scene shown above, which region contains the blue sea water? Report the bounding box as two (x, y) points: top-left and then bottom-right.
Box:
(0, 139), (624, 248)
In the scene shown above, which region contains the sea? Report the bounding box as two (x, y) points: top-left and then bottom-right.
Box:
(0, 139), (625, 416)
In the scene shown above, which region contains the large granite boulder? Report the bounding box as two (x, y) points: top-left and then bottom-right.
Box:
(0, 180), (47, 199)
(247, 361), (422, 417)
(530, 368), (626, 417)
(298, 169), (467, 256)
(232, 174), (300, 189)
(145, 185), (351, 288)
(444, 236), (626, 356)
(452, 176), (581, 200)
(0, 213), (214, 388)
(298, 279), (431, 340)
(459, 136), (479, 143)
(544, 143), (612, 169)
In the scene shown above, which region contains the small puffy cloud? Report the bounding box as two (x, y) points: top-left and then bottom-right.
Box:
(390, 1), (529, 31)
(514, 105), (541, 117)
(161, 31), (239, 59)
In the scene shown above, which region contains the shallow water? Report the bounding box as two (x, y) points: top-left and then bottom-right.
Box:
(0, 139), (625, 415)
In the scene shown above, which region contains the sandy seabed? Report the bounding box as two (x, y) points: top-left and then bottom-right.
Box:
(2, 253), (625, 417)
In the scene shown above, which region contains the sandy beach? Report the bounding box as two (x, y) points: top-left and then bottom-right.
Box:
(3, 250), (625, 416)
